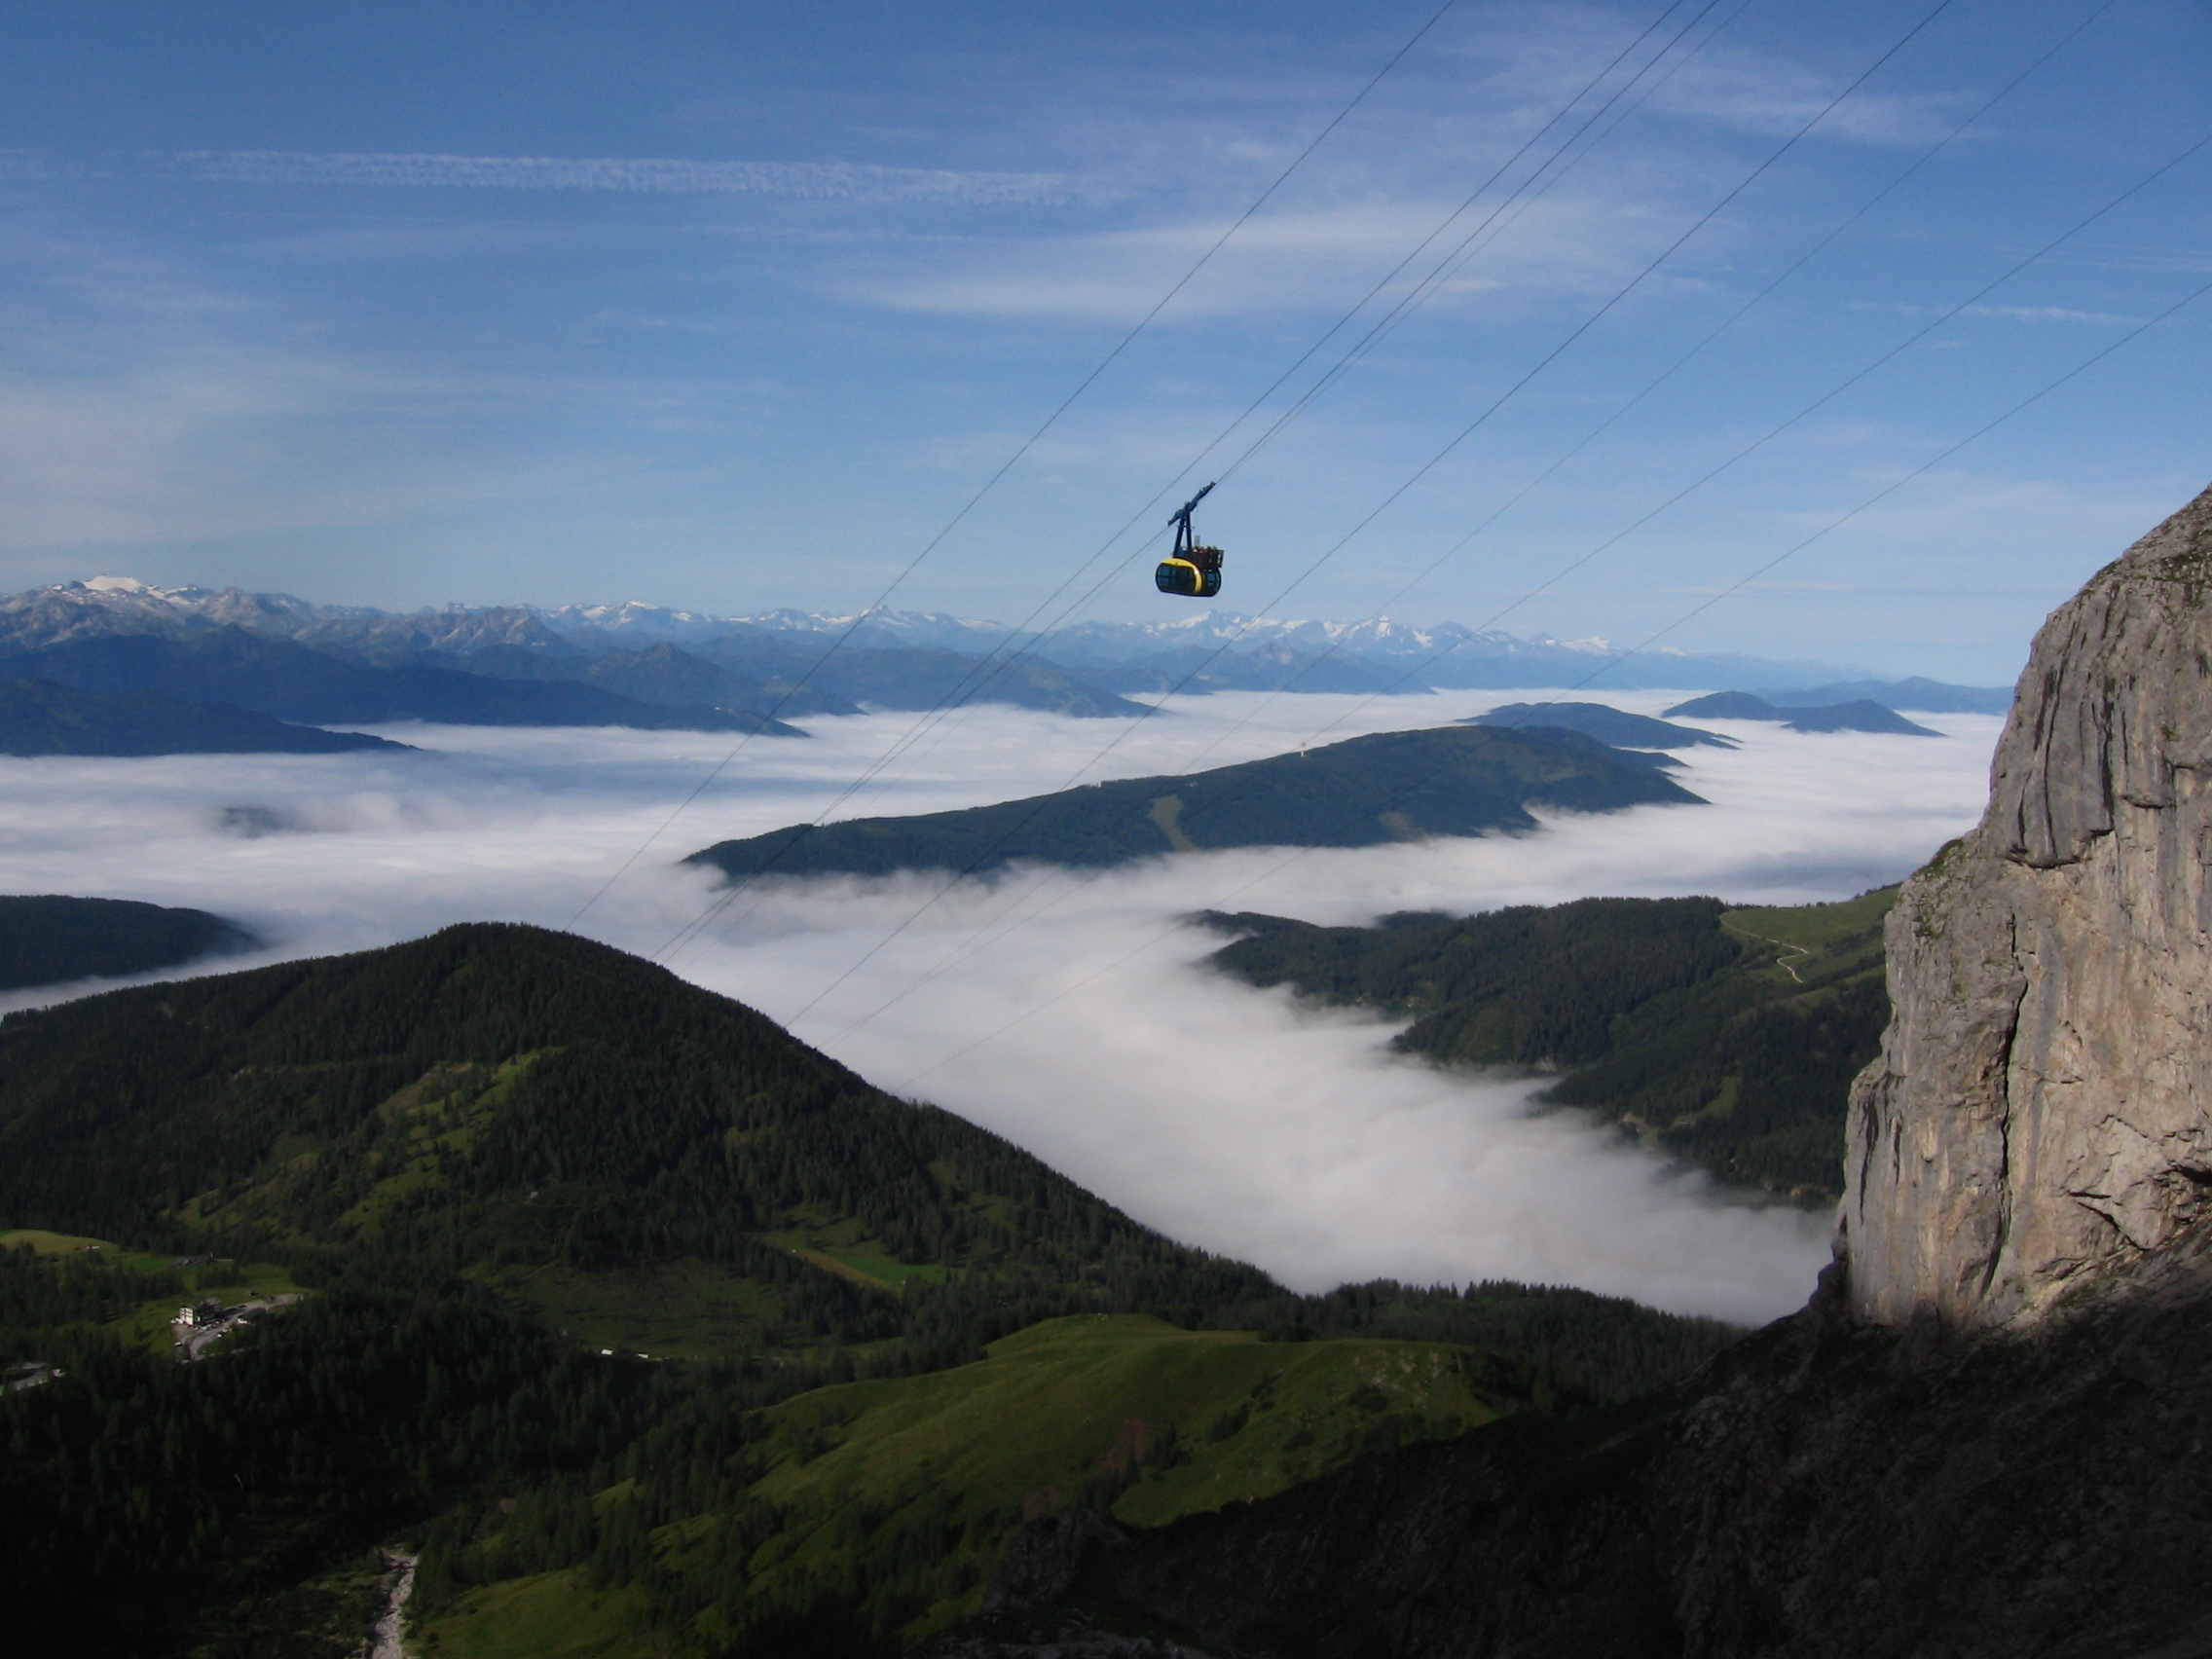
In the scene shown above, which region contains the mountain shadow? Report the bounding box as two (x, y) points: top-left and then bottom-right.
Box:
(0, 677), (410, 756)
(0, 629), (803, 734)
(0, 895), (256, 991)
(954, 1251), (2212, 1659)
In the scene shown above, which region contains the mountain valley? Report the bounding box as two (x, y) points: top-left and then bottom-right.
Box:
(1205, 888), (1892, 1198)
(0, 920), (1735, 1656)
(6, 6), (2197, 1650)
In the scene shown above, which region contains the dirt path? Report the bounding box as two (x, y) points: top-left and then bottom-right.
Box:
(367, 1552), (416, 1659)
(1724, 923), (1811, 984)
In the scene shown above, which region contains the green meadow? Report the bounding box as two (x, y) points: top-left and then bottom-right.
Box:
(418, 1313), (1536, 1654)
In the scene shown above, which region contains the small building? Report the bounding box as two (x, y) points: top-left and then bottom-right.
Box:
(173, 1298), (227, 1329)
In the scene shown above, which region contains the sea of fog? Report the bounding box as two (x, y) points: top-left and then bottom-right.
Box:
(0, 689), (2005, 1324)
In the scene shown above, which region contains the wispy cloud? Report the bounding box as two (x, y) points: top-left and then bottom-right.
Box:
(843, 188), (1684, 323)
(1641, 52), (1961, 149)
(1850, 299), (2147, 326)
(1965, 302), (2145, 326)
(1, 148), (1086, 207)
(1434, 5), (1965, 151)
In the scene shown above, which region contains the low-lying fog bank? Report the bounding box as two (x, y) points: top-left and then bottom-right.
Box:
(0, 689), (2002, 1322)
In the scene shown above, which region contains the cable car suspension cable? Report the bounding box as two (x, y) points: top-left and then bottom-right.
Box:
(752, 0), (1960, 1015)
(571, 0), (1466, 932)
(645, 0), (1727, 962)
(883, 273), (2212, 1089)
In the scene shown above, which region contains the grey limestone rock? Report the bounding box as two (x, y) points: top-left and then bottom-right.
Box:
(1845, 481), (2212, 1329)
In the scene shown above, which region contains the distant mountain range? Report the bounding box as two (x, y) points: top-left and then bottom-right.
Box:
(0, 633), (801, 737)
(1760, 676), (2011, 715)
(0, 579), (1146, 724)
(687, 723), (1700, 882)
(0, 578), (2014, 715)
(1465, 702), (1739, 750)
(543, 601), (1910, 697)
(1663, 691), (1941, 736)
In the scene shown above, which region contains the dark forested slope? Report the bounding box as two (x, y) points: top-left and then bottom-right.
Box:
(0, 895), (255, 991)
(0, 924), (1740, 1658)
(965, 1251), (2212, 1659)
(0, 629), (801, 734)
(0, 677), (409, 756)
(1205, 890), (1894, 1198)
(1465, 702), (1738, 750)
(423, 638), (865, 719)
(0, 923), (1276, 1350)
(689, 724), (1702, 881)
(692, 635), (1148, 718)
(1661, 691), (1939, 736)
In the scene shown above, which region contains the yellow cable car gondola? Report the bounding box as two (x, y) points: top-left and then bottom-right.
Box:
(1155, 482), (1224, 599)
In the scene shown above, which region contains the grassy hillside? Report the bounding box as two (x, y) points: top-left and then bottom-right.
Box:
(0, 922), (1736, 1380)
(1206, 889), (1896, 1198)
(0, 676), (408, 756)
(0, 923), (1285, 1358)
(0, 894), (255, 991)
(689, 723), (1703, 882)
(0, 924), (1744, 1656)
(413, 1314), (1564, 1656)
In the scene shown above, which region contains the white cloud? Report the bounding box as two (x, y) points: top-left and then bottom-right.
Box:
(1639, 49), (1960, 149)
(0, 691), (2000, 1323)
(1854, 300), (2148, 326)
(842, 188), (1687, 324)
(130, 150), (1086, 207)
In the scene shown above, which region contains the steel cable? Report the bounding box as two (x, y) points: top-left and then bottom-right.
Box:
(751, 0), (1961, 1020)
(568, 0), (1468, 929)
(645, 0), (1729, 962)
(882, 268), (2212, 1090)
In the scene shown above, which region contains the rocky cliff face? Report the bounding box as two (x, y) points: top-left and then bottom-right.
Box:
(1845, 483), (2212, 1329)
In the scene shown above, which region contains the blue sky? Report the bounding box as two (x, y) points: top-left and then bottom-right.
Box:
(2, 0), (2207, 681)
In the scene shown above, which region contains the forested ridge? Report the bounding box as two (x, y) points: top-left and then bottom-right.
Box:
(0, 627), (801, 735)
(0, 893), (255, 991)
(0, 924), (1740, 1656)
(0, 676), (408, 756)
(1205, 888), (1896, 1197)
(688, 722), (1701, 881)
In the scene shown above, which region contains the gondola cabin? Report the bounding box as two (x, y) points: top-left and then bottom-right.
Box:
(1156, 482), (1225, 599)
